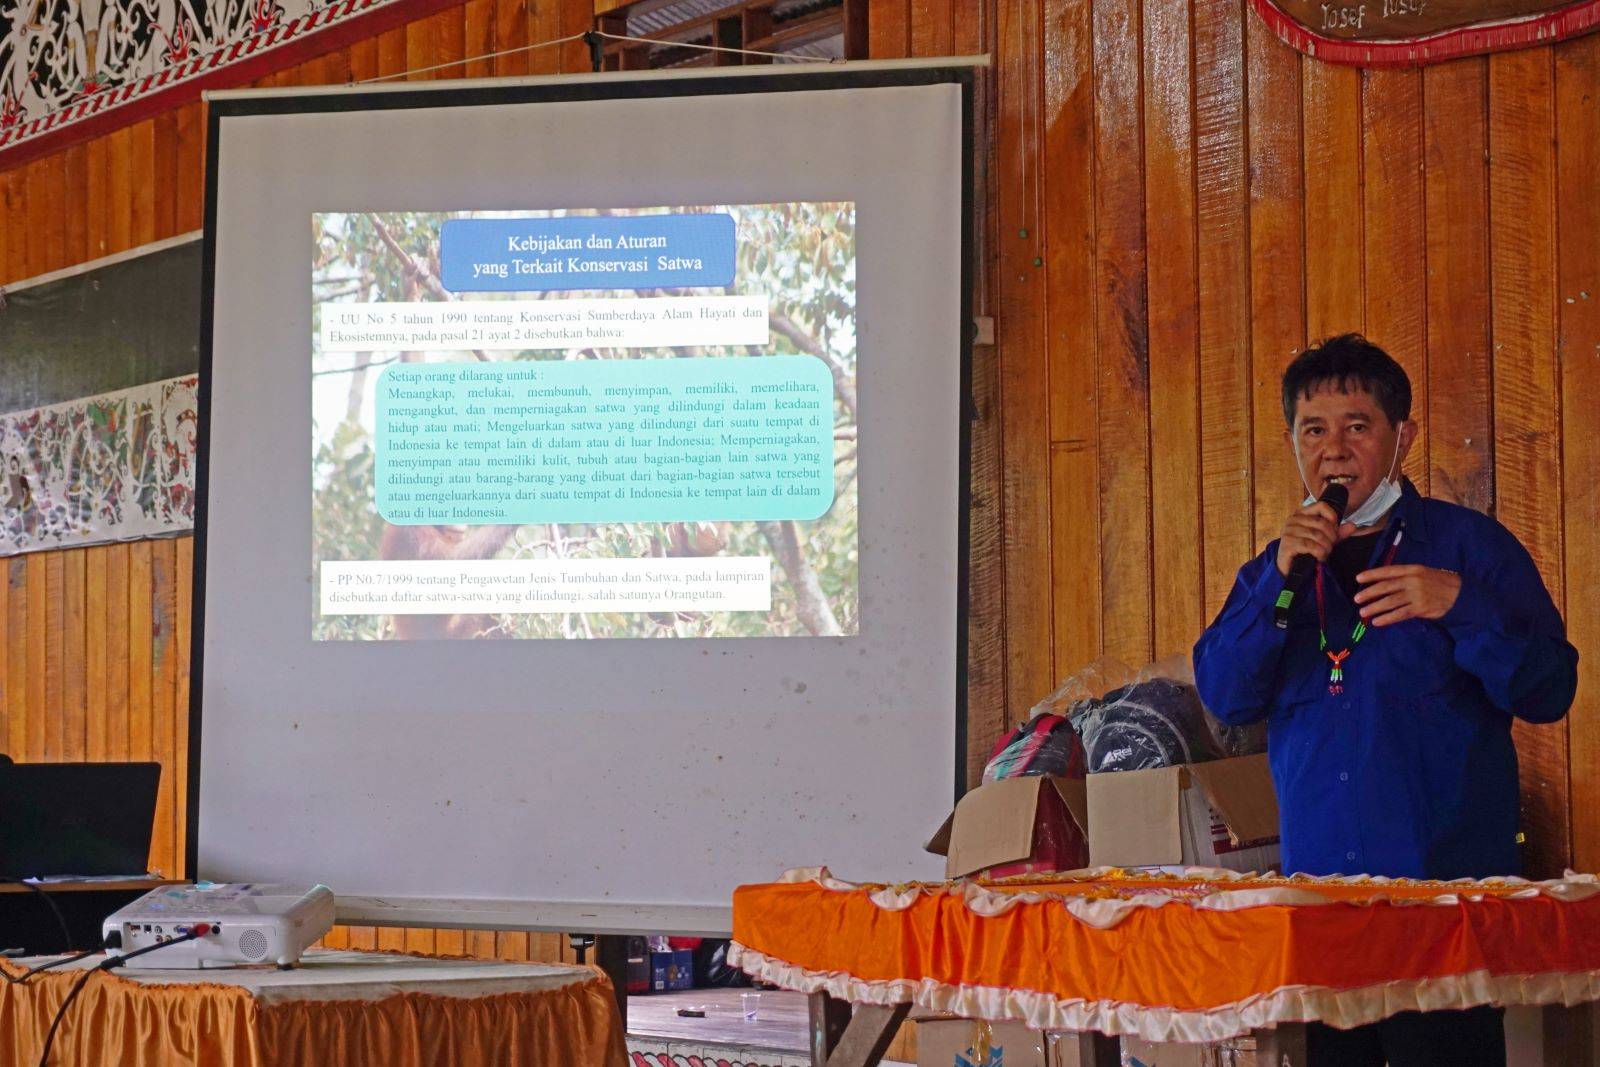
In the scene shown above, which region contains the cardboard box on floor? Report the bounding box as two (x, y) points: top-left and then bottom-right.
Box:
(925, 752), (1281, 878)
(1074, 1034), (1248, 1066)
(916, 1015), (1076, 1067)
(917, 1017), (1239, 1067)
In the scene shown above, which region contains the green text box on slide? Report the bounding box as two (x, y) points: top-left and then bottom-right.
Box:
(374, 355), (838, 525)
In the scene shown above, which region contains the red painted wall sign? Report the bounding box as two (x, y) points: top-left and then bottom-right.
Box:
(1251, 0), (1600, 64)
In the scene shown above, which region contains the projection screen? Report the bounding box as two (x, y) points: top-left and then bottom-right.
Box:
(197, 63), (973, 930)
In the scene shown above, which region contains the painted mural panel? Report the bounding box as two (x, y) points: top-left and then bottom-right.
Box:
(0, 374), (197, 554)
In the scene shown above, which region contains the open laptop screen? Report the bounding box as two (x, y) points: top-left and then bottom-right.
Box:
(0, 761), (160, 879)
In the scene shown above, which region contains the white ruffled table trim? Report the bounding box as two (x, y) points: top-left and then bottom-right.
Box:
(734, 866), (1600, 1042)
(728, 941), (1600, 1044)
(774, 865), (1600, 931)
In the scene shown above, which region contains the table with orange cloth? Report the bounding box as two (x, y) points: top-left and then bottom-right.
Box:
(0, 947), (628, 1066)
(730, 866), (1600, 1066)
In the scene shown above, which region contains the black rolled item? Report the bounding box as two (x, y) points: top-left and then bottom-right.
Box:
(1072, 678), (1225, 773)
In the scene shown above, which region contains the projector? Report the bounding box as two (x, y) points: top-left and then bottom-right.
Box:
(103, 883), (335, 969)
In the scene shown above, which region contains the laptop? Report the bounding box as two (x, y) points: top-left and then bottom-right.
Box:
(0, 761), (161, 879)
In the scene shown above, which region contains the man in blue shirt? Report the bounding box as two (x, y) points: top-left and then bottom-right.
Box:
(1193, 334), (1577, 1066)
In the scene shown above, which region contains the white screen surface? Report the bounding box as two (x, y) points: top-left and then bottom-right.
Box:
(200, 69), (967, 927)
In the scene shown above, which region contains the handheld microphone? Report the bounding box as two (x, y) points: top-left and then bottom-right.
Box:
(1273, 482), (1349, 630)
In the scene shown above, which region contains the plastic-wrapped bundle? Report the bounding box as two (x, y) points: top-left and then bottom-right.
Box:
(1071, 677), (1224, 773)
(1020, 655), (1265, 776)
(982, 713), (1085, 784)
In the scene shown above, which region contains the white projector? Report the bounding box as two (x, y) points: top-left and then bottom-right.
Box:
(103, 883), (335, 969)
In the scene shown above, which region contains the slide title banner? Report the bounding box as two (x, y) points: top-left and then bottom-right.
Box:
(441, 214), (737, 292)
(374, 355), (838, 526)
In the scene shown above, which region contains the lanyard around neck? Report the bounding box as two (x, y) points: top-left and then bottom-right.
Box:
(1314, 520), (1405, 651)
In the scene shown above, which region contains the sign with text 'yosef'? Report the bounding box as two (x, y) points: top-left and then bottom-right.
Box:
(1252, 0), (1600, 65)
(440, 213), (737, 292)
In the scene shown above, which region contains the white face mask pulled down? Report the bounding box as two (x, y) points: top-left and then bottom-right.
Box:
(1298, 429), (1404, 529)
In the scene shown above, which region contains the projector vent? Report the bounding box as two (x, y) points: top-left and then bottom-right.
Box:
(238, 929), (269, 960)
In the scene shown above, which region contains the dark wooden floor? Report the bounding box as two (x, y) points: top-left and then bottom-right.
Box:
(628, 988), (809, 1053)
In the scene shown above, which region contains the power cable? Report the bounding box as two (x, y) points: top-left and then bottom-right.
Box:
(35, 926), (210, 1067)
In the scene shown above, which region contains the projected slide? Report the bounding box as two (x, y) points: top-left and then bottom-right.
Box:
(311, 204), (858, 640)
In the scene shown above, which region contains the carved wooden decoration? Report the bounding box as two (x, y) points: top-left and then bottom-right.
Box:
(1251, 0), (1600, 65)
(0, 0), (463, 170)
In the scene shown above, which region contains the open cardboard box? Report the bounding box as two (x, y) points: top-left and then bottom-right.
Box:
(922, 755), (1280, 1064)
(925, 775), (1088, 879)
(1088, 754), (1280, 872)
(926, 753), (1281, 878)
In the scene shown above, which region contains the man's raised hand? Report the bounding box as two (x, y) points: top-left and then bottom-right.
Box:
(1275, 501), (1357, 578)
(1353, 564), (1462, 626)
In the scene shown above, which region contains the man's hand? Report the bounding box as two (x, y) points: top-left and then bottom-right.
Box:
(1353, 564), (1461, 626)
(1275, 502), (1357, 577)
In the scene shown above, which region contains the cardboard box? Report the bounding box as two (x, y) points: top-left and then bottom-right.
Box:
(922, 761), (1277, 1067)
(925, 775), (1089, 879)
(922, 1021), (1249, 1067)
(926, 754), (1280, 877)
(920, 1018), (1196, 1067)
(668, 948), (693, 990)
(916, 1016), (1048, 1067)
(1085, 754), (1280, 873)
(648, 949), (694, 992)
(1106, 1035), (1255, 1066)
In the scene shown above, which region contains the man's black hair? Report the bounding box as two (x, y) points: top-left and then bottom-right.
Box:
(1281, 333), (1411, 427)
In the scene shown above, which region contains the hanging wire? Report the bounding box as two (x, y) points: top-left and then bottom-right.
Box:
(353, 24), (842, 85)
(355, 32), (589, 84)
(589, 30), (842, 65)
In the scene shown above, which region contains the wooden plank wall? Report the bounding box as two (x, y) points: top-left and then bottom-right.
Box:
(0, 0), (600, 966)
(2, 0), (1599, 982)
(969, 0), (1600, 881)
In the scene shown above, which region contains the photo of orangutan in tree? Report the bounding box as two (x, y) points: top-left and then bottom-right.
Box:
(311, 203), (858, 641)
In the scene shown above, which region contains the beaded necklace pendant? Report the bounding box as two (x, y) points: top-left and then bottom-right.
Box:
(1325, 648), (1351, 695)
(1315, 524), (1404, 699)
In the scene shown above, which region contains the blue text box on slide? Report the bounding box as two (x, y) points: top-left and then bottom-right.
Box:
(374, 356), (838, 525)
(440, 214), (737, 292)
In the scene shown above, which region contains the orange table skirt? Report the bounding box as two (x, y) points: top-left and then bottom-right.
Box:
(0, 955), (627, 1067)
(730, 866), (1600, 1043)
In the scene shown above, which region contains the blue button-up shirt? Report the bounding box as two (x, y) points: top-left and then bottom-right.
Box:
(1193, 480), (1577, 879)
